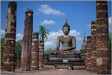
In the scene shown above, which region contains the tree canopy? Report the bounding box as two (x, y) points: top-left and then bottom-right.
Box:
(39, 26), (49, 41)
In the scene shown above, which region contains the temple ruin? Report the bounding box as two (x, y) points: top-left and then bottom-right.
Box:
(2, 1), (111, 74)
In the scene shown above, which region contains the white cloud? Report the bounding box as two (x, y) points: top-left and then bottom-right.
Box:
(47, 29), (81, 42)
(41, 20), (56, 25)
(0, 29), (5, 38)
(47, 30), (62, 40)
(44, 29), (82, 50)
(16, 33), (23, 41)
(69, 30), (80, 38)
(45, 41), (55, 47)
(109, 17), (112, 33)
(38, 4), (65, 16)
(0, 29), (23, 41)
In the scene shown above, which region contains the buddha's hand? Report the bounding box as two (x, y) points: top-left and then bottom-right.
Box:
(51, 47), (59, 54)
(62, 47), (71, 51)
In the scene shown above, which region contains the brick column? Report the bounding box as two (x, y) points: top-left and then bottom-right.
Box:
(31, 32), (39, 70)
(85, 36), (91, 71)
(90, 21), (97, 72)
(3, 1), (17, 72)
(96, 1), (110, 74)
(39, 41), (44, 69)
(21, 9), (33, 71)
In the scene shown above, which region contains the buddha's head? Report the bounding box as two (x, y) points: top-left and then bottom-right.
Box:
(62, 20), (70, 35)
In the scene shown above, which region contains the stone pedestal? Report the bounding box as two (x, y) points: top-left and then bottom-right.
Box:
(31, 32), (39, 70)
(47, 50), (83, 68)
(39, 41), (44, 69)
(3, 1), (17, 72)
(96, 1), (110, 74)
(21, 9), (33, 71)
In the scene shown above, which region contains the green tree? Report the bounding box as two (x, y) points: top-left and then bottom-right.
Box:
(15, 40), (22, 68)
(44, 48), (53, 59)
(39, 26), (49, 41)
(1, 38), (5, 66)
(45, 48), (52, 55)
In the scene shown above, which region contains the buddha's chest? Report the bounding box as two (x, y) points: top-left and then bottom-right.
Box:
(60, 37), (72, 43)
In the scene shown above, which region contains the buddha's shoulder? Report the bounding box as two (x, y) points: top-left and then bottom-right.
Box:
(57, 36), (64, 38)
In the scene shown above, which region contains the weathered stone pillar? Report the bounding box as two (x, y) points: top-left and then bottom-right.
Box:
(96, 1), (110, 74)
(85, 36), (91, 71)
(31, 32), (39, 70)
(39, 41), (44, 69)
(89, 21), (97, 72)
(21, 9), (33, 71)
(3, 1), (17, 72)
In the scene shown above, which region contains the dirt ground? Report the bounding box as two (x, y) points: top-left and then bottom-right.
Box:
(1, 69), (97, 75)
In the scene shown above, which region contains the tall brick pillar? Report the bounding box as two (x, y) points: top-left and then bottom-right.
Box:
(96, 1), (110, 74)
(21, 9), (33, 71)
(90, 21), (97, 72)
(39, 41), (44, 69)
(85, 36), (91, 71)
(31, 32), (39, 70)
(3, 1), (17, 72)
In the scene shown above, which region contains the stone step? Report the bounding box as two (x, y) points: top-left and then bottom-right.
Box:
(44, 62), (84, 66)
(73, 66), (86, 70)
(43, 65), (86, 70)
(55, 64), (73, 70)
(44, 65), (55, 70)
(50, 58), (81, 62)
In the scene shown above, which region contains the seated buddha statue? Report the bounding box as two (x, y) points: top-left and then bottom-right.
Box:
(51, 20), (80, 55)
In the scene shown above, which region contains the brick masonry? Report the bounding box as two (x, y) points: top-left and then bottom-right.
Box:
(85, 36), (91, 71)
(31, 32), (39, 70)
(3, 1), (17, 72)
(85, 1), (111, 74)
(90, 21), (97, 72)
(39, 41), (44, 69)
(21, 9), (33, 71)
(96, 1), (110, 74)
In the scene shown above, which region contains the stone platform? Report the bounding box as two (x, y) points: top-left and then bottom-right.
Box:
(50, 54), (81, 62)
(44, 51), (85, 70)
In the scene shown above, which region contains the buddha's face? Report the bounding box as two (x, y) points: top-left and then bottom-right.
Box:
(63, 27), (70, 35)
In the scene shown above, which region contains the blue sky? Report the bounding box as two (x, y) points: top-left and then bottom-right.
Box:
(1, 1), (111, 50)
